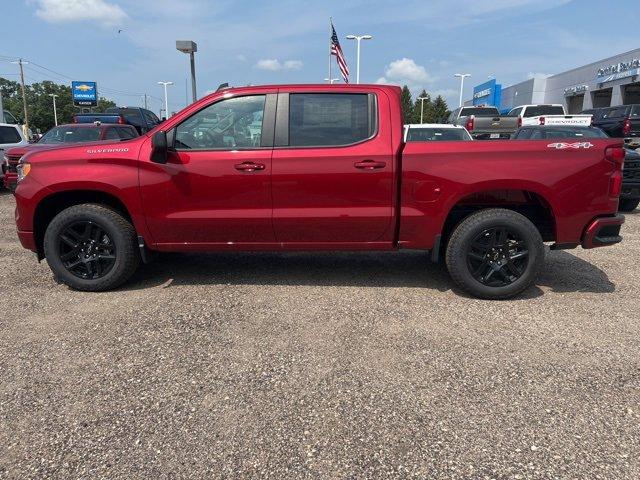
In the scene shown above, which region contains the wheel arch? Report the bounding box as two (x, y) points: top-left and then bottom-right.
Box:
(33, 189), (136, 259)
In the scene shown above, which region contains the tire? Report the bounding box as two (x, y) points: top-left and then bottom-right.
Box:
(44, 204), (140, 291)
(618, 198), (639, 212)
(445, 209), (545, 300)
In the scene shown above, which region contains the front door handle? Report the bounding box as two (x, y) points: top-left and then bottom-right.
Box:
(234, 162), (265, 172)
(354, 160), (386, 170)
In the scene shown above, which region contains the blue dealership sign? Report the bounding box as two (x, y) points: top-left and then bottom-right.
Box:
(72, 81), (98, 106)
(472, 79), (501, 107)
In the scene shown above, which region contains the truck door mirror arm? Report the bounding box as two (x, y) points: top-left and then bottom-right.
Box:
(150, 131), (168, 164)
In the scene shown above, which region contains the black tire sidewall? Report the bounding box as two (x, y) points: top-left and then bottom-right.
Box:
(446, 210), (545, 299)
(619, 199), (639, 212)
(44, 206), (135, 290)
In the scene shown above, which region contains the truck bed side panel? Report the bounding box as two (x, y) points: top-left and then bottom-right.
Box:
(399, 139), (621, 249)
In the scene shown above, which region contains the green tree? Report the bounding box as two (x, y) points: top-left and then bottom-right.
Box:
(429, 95), (450, 123)
(0, 78), (115, 133)
(400, 85), (413, 124)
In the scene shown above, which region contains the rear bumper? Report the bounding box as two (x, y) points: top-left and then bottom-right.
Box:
(581, 214), (625, 249)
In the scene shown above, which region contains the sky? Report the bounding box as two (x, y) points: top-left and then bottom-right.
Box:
(2, 0), (640, 116)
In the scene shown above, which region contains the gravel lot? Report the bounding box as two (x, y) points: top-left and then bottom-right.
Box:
(0, 190), (638, 479)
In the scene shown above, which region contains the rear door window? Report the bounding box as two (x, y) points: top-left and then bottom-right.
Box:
(288, 93), (374, 147)
(0, 126), (21, 144)
(514, 128), (532, 139)
(117, 127), (137, 139)
(104, 128), (120, 140)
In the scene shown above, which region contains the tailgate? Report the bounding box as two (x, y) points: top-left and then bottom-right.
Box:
(473, 117), (519, 134)
(539, 115), (592, 126)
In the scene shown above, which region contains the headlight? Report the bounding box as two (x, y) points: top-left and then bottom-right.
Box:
(16, 162), (31, 183)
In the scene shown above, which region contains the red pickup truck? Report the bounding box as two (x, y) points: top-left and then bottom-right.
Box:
(12, 84), (625, 299)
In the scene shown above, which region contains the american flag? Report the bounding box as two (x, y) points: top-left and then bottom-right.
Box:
(330, 23), (349, 83)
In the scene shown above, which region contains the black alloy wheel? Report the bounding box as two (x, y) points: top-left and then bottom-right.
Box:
(466, 226), (529, 287)
(58, 221), (116, 280)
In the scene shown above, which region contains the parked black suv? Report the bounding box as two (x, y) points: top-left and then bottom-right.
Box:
(512, 125), (639, 212)
(74, 107), (161, 135)
(584, 105), (640, 149)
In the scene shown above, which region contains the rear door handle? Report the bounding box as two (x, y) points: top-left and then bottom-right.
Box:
(234, 162), (265, 172)
(354, 160), (386, 170)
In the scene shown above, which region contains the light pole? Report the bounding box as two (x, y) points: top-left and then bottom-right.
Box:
(158, 81), (174, 119)
(345, 34), (373, 84)
(324, 78), (340, 84)
(454, 73), (471, 107)
(176, 40), (198, 103)
(417, 96), (429, 124)
(49, 94), (59, 126)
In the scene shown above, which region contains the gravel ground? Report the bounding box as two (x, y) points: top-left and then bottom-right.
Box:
(0, 190), (638, 479)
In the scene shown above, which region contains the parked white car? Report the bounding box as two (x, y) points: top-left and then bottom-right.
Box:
(507, 104), (592, 127)
(404, 123), (473, 142)
(1, 123), (28, 186)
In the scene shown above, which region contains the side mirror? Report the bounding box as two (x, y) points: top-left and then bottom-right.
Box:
(150, 131), (168, 164)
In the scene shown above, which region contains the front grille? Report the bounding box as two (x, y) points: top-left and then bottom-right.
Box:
(623, 164), (640, 180)
(5, 154), (22, 173)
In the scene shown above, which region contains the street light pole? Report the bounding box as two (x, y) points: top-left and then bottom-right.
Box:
(49, 94), (58, 126)
(454, 73), (471, 107)
(417, 96), (429, 124)
(158, 81), (174, 120)
(176, 41), (198, 103)
(346, 34), (373, 84)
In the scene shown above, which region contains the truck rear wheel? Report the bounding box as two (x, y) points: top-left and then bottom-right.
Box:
(445, 209), (545, 299)
(618, 199), (639, 212)
(43, 204), (140, 291)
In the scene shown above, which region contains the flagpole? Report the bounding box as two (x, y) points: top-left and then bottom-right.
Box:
(328, 17), (332, 83)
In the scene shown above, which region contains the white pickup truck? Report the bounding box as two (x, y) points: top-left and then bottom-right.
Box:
(507, 104), (592, 127)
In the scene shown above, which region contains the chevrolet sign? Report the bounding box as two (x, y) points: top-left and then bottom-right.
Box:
(72, 81), (98, 107)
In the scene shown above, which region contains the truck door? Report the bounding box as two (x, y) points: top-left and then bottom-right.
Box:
(271, 91), (394, 244)
(140, 93), (277, 245)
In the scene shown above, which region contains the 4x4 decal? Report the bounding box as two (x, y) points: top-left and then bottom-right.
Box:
(547, 142), (594, 149)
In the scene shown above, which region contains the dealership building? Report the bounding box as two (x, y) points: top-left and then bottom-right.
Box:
(468, 48), (640, 113)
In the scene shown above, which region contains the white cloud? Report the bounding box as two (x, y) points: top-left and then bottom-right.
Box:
(254, 59), (303, 71)
(34, 0), (127, 26)
(376, 58), (433, 90)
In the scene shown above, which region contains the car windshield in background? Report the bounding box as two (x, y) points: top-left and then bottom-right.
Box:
(523, 106), (566, 117)
(524, 127), (609, 139)
(460, 108), (500, 117)
(406, 128), (470, 141)
(40, 127), (102, 143)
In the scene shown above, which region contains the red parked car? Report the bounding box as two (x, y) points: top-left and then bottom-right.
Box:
(12, 84), (624, 299)
(3, 123), (138, 189)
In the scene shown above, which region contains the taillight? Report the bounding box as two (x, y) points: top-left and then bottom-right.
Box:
(465, 115), (474, 132)
(117, 116), (126, 124)
(623, 117), (631, 135)
(539, 116), (546, 126)
(605, 145), (625, 166)
(610, 171), (622, 197)
(517, 116), (522, 128)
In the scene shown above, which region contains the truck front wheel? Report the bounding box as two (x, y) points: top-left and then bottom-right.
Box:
(43, 204), (140, 291)
(445, 209), (545, 299)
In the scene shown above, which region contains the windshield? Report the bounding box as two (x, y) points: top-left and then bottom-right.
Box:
(406, 127), (470, 141)
(460, 107), (500, 117)
(523, 106), (565, 117)
(520, 127), (609, 139)
(40, 126), (102, 144)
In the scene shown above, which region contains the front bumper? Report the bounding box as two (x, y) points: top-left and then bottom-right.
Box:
(581, 214), (625, 249)
(17, 230), (37, 252)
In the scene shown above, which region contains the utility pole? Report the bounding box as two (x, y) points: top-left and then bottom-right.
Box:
(0, 90), (5, 123)
(49, 94), (59, 126)
(11, 59), (29, 133)
(143, 94), (148, 109)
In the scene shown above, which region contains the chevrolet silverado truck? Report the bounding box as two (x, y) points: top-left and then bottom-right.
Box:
(12, 84), (625, 299)
(447, 106), (519, 140)
(507, 104), (592, 127)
